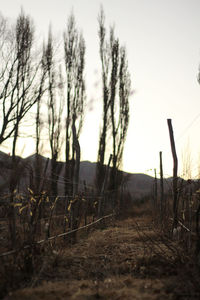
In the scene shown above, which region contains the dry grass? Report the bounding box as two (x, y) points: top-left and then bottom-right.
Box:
(2, 202), (200, 300)
(5, 277), (170, 300)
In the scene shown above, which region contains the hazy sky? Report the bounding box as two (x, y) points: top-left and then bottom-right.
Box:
(1, 0), (200, 178)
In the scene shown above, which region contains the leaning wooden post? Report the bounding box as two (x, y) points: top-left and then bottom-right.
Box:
(159, 152), (164, 217)
(167, 119), (178, 230)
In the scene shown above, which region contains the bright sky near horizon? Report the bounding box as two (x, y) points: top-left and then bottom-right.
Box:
(1, 0), (200, 178)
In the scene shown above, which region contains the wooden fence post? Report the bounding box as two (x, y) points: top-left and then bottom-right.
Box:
(167, 119), (178, 230)
(154, 169), (158, 208)
(159, 152), (164, 217)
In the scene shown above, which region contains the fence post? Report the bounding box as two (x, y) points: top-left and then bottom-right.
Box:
(167, 119), (178, 230)
(154, 168), (158, 207)
(159, 152), (164, 218)
(83, 180), (88, 226)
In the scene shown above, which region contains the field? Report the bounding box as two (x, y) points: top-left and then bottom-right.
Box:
(1, 203), (200, 300)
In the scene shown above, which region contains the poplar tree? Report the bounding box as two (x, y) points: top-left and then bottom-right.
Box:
(96, 8), (131, 195)
(42, 27), (64, 197)
(63, 13), (85, 197)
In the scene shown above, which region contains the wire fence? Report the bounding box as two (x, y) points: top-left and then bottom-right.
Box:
(0, 179), (120, 262)
(0, 213), (114, 258)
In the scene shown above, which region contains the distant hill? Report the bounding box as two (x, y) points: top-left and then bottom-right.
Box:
(0, 151), (166, 200)
(79, 161), (156, 199)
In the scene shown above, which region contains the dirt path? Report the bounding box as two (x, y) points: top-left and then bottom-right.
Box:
(4, 214), (198, 299)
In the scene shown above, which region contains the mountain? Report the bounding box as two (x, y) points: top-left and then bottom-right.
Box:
(79, 161), (156, 199)
(0, 151), (158, 200)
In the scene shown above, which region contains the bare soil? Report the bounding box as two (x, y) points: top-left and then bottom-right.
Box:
(3, 209), (200, 300)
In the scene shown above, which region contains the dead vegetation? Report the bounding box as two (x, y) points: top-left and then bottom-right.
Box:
(2, 202), (200, 300)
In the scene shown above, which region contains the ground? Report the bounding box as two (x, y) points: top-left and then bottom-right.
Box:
(3, 207), (200, 300)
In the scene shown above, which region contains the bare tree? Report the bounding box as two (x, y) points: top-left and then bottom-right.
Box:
(42, 27), (64, 197)
(0, 10), (46, 150)
(63, 13), (86, 197)
(110, 44), (130, 191)
(96, 8), (131, 195)
(96, 8), (111, 193)
(0, 10), (47, 247)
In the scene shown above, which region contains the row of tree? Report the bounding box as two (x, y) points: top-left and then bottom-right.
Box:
(0, 8), (131, 200)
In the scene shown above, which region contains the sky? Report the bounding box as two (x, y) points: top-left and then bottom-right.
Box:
(1, 0), (200, 178)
